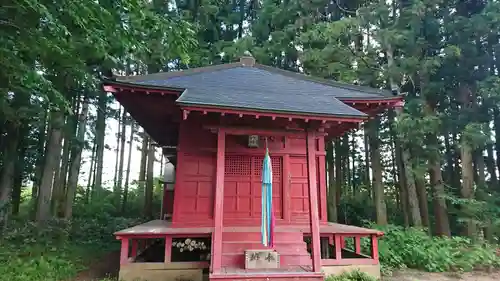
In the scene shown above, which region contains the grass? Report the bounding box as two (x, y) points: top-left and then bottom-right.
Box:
(0, 215), (139, 281)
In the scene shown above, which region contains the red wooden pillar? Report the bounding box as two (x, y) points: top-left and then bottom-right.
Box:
(283, 154), (291, 223)
(316, 136), (327, 222)
(334, 234), (342, 261)
(131, 239), (138, 258)
(165, 236), (172, 263)
(371, 235), (379, 261)
(354, 236), (361, 254)
(211, 129), (226, 273)
(119, 238), (129, 265)
(306, 130), (321, 272)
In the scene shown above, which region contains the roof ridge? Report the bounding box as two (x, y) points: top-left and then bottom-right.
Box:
(253, 64), (391, 97)
(115, 60), (391, 98)
(115, 62), (244, 82)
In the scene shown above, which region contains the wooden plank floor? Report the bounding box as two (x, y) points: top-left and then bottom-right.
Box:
(221, 265), (313, 275)
(114, 220), (213, 236)
(114, 220), (382, 236)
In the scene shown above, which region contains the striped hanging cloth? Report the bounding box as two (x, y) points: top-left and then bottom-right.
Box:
(261, 141), (274, 248)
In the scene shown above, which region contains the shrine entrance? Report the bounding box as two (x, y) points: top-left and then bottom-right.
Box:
(223, 154), (283, 223)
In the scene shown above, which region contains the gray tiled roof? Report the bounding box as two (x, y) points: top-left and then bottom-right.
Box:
(115, 63), (392, 118)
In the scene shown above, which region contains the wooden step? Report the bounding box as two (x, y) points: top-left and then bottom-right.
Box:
(221, 252), (312, 267)
(222, 242), (310, 255)
(222, 231), (303, 242)
(220, 230), (311, 268)
(210, 267), (324, 281)
(210, 275), (324, 281)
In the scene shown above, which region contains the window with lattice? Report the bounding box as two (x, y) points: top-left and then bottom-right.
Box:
(225, 155), (251, 176)
(253, 156), (282, 178)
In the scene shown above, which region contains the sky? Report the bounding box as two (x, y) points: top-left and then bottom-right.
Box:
(78, 100), (164, 189)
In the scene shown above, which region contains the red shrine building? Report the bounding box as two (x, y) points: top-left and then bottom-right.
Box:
(103, 55), (403, 281)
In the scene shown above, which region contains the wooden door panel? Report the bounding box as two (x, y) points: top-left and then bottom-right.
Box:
(224, 155), (283, 222)
(177, 154), (214, 219)
(289, 156), (309, 219)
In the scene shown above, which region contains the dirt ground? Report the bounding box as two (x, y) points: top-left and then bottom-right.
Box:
(70, 251), (120, 281)
(384, 269), (500, 281)
(69, 253), (500, 281)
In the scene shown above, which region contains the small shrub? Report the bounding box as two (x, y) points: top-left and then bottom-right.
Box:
(0, 215), (138, 281)
(370, 224), (500, 272)
(325, 270), (378, 281)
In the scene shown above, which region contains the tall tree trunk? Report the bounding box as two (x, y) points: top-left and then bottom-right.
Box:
(429, 160), (451, 236)
(326, 141), (337, 222)
(32, 106), (48, 206)
(50, 121), (65, 215)
(114, 106), (122, 191)
(11, 125), (27, 215)
(459, 84), (476, 238)
(486, 144), (498, 189)
(144, 138), (155, 218)
(475, 150), (486, 188)
(64, 97), (90, 219)
(86, 141), (97, 202)
(494, 108), (500, 176)
(350, 133), (357, 195)
(389, 109), (407, 224)
(0, 123), (20, 227)
(139, 132), (149, 210)
(116, 110), (127, 206)
(122, 122), (135, 213)
(94, 91), (107, 194)
(394, 134), (409, 227)
(363, 126), (371, 190)
(389, 132), (399, 207)
(443, 133), (455, 186)
(474, 148), (491, 241)
(452, 133), (462, 192)
(401, 147), (422, 227)
(343, 134), (350, 194)
(415, 176), (429, 228)
(36, 111), (65, 222)
(426, 102), (451, 237)
(52, 117), (73, 216)
(460, 141), (476, 237)
(369, 117), (387, 225)
(334, 138), (343, 207)
(56, 92), (80, 211)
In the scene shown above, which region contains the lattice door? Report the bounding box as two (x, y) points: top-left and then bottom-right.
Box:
(223, 155), (283, 220)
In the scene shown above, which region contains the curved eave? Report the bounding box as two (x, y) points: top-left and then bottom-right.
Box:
(178, 102), (367, 124)
(101, 77), (185, 95)
(338, 94), (405, 103)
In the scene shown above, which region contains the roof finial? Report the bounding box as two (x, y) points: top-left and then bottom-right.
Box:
(240, 51), (255, 67)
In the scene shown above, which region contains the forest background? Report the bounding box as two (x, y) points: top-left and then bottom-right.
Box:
(3, 0), (500, 280)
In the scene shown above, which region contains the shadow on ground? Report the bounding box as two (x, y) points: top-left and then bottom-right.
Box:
(71, 251), (120, 281)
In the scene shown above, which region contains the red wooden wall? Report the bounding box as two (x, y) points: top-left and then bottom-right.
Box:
(171, 116), (328, 227)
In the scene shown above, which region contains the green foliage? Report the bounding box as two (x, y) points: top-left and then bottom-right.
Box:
(325, 270), (378, 281)
(371, 225), (500, 273)
(0, 209), (139, 281)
